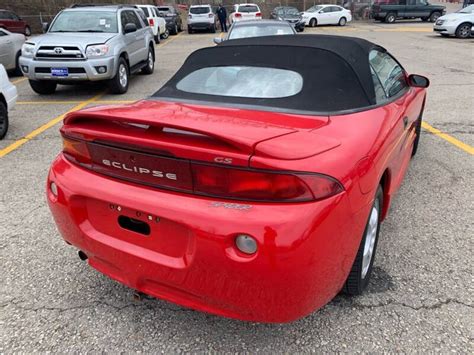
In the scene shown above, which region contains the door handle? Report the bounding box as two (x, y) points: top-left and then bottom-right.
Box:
(403, 116), (409, 129)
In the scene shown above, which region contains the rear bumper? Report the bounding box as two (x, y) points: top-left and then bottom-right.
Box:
(19, 56), (116, 81)
(188, 21), (215, 29)
(47, 154), (367, 322)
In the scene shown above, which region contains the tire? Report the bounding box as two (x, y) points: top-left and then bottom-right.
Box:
(210, 24), (216, 33)
(188, 26), (193, 34)
(455, 22), (472, 39)
(344, 185), (383, 295)
(171, 23), (178, 35)
(161, 29), (169, 39)
(154, 34), (160, 44)
(13, 51), (22, 76)
(385, 12), (396, 23)
(0, 101), (8, 140)
(109, 58), (129, 94)
(429, 12), (441, 23)
(24, 25), (31, 36)
(141, 47), (154, 75)
(339, 17), (347, 26)
(29, 80), (57, 95)
(309, 18), (317, 27)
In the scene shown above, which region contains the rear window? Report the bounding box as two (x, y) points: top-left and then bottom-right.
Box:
(190, 7), (211, 14)
(176, 66), (303, 99)
(139, 7), (150, 17)
(238, 5), (259, 13)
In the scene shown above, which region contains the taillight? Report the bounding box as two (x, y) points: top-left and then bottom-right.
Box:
(61, 135), (344, 203)
(235, 13), (242, 18)
(191, 164), (343, 202)
(256, 12), (262, 17)
(149, 18), (154, 26)
(62, 136), (92, 165)
(208, 13), (213, 18)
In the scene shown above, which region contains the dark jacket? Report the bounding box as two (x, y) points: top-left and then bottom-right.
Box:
(216, 6), (227, 20)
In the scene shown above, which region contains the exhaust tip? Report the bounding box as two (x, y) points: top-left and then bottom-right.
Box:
(78, 250), (88, 261)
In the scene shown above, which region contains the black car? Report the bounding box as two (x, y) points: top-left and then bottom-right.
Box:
(371, 0), (445, 23)
(270, 6), (305, 32)
(157, 5), (183, 34)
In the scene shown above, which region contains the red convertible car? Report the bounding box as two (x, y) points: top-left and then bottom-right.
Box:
(47, 35), (429, 323)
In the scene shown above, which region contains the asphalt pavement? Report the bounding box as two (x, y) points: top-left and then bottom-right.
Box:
(1, 22), (473, 352)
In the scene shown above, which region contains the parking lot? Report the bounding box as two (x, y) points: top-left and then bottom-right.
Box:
(1, 21), (473, 352)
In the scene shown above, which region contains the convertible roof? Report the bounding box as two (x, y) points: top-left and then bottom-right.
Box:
(152, 35), (386, 114)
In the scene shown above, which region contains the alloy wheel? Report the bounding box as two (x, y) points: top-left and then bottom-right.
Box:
(119, 64), (128, 88)
(361, 199), (380, 279)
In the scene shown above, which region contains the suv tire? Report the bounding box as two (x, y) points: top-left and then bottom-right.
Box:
(154, 34), (160, 44)
(161, 29), (169, 39)
(24, 25), (31, 36)
(171, 23), (178, 35)
(210, 24), (216, 33)
(141, 47), (155, 75)
(429, 11), (441, 23)
(455, 22), (472, 38)
(109, 58), (129, 95)
(0, 101), (8, 140)
(385, 12), (396, 23)
(29, 80), (57, 95)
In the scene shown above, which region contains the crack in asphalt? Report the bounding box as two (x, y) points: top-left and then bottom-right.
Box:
(346, 298), (473, 311)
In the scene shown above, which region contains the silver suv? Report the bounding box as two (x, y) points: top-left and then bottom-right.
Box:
(19, 5), (155, 95)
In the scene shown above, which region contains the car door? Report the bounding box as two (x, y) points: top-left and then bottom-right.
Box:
(330, 6), (344, 24)
(397, 0), (409, 17)
(121, 10), (143, 67)
(0, 30), (14, 70)
(318, 6), (333, 24)
(369, 49), (419, 188)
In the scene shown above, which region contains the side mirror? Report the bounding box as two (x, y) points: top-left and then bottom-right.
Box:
(408, 74), (430, 88)
(42, 22), (50, 33)
(213, 37), (223, 44)
(124, 23), (137, 34)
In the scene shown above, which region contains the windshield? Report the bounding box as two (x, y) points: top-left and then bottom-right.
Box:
(158, 7), (173, 15)
(190, 7), (211, 14)
(306, 6), (323, 12)
(50, 11), (118, 33)
(459, 5), (474, 13)
(177, 66), (303, 99)
(229, 24), (294, 39)
(238, 5), (259, 13)
(284, 7), (300, 15)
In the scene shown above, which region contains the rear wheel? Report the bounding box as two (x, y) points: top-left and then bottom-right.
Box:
(0, 101), (8, 140)
(309, 18), (317, 27)
(210, 24), (216, 33)
(109, 58), (129, 94)
(188, 26), (193, 34)
(429, 12), (441, 23)
(339, 17), (347, 26)
(29, 80), (57, 95)
(171, 23), (178, 35)
(141, 47), (154, 75)
(385, 12), (396, 23)
(161, 29), (169, 39)
(455, 22), (472, 38)
(13, 51), (22, 76)
(344, 186), (383, 295)
(154, 34), (160, 44)
(24, 25), (31, 36)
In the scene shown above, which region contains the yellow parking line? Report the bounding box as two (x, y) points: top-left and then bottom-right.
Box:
(0, 92), (104, 159)
(422, 121), (474, 155)
(11, 77), (27, 85)
(159, 31), (182, 47)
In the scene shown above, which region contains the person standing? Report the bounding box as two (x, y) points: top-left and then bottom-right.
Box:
(216, 4), (228, 32)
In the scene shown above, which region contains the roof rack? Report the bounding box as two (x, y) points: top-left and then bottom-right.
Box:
(69, 4), (139, 9)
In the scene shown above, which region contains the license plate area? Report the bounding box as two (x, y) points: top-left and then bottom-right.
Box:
(51, 67), (69, 77)
(118, 215), (150, 236)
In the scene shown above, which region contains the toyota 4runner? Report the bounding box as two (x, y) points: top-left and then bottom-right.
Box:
(19, 5), (155, 95)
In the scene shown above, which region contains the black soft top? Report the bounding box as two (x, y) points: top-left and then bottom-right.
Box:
(152, 35), (387, 114)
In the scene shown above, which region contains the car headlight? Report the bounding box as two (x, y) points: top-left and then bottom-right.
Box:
(86, 44), (109, 58)
(21, 43), (35, 57)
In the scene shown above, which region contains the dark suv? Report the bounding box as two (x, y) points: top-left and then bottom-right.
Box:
(371, 0), (445, 23)
(157, 5), (183, 34)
